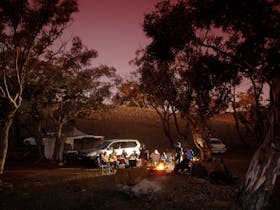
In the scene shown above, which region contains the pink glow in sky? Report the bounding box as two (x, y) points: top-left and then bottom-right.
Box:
(63, 0), (161, 77)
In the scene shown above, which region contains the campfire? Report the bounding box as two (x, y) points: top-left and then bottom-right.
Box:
(155, 162), (166, 171)
(149, 161), (174, 173)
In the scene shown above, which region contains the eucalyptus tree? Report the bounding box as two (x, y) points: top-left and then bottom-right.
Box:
(136, 49), (234, 155)
(22, 63), (55, 158)
(142, 0), (280, 209)
(0, 0), (78, 174)
(139, 1), (236, 154)
(42, 37), (117, 162)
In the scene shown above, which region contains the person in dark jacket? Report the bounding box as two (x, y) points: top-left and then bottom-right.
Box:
(139, 143), (149, 166)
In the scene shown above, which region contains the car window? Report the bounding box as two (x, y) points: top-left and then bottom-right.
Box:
(119, 142), (128, 149)
(110, 142), (121, 149)
(124, 141), (137, 148)
(97, 141), (111, 149)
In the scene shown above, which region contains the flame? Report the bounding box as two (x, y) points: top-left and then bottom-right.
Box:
(155, 162), (165, 171)
(192, 156), (200, 162)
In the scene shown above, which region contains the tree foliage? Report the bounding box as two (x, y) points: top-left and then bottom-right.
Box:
(113, 80), (148, 108)
(136, 1), (238, 147)
(0, 0), (78, 174)
(23, 37), (117, 162)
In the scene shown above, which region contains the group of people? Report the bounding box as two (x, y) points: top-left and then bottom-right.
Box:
(99, 149), (139, 169)
(144, 141), (195, 173)
(98, 142), (194, 173)
(173, 141), (194, 173)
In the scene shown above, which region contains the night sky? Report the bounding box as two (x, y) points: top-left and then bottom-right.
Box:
(63, 0), (161, 77)
(61, 0), (269, 99)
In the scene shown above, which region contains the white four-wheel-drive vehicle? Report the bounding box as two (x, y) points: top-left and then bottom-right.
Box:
(79, 139), (141, 167)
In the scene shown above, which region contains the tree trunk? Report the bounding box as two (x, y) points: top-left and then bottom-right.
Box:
(232, 86), (249, 147)
(13, 112), (21, 146)
(35, 119), (44, 158)
(192, 131), (212, 160)
(161, 115), (174, 147)
(231, 78), (280, 210)
(250, 76), (265, 144)
(54, 123), (64, 163)
(153, 104), (175, 147)
(172, 107), (188, 141)
(0, 113), (14, 174)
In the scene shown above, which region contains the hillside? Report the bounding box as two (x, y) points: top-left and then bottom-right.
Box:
(76, 106), (243, 152)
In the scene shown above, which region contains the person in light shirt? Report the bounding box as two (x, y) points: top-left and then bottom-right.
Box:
(128, 150), (138, 167)
(100, 151), (109, 165)
(109, 149), (118, 169)
(150, 149), (161, 166)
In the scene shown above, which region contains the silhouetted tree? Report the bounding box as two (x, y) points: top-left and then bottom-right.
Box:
(140, 1), (236, 154)
(0, 0), (78, 174)
(39, 37), (117, 163)
(142, 0), (280, 209)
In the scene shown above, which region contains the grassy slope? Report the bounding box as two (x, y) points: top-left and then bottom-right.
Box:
(76, 106), (244, 152)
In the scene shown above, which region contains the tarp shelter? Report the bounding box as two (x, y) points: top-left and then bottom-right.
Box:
(63, 127), (104, 151)
(43, 127), (104, 160)
(64, 135), (104, 150)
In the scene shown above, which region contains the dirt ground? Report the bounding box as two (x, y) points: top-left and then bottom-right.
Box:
(0, 166), (237, 210)
(1, 149), (279, 210)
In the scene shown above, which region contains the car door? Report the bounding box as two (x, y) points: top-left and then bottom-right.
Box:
(108, 141), (122, 156)
(121, 141), (138, 156)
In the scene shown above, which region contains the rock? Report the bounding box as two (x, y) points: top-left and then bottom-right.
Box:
(115, 167), (148, 186)
(130, 179), (162, 195)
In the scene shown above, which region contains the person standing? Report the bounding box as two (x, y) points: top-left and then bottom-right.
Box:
(184, 145), (194, 171)
(150, 149), (161, 166)
(173, 141), (183, 174)
(175, 141), (183, 164)
(139, 143), (149, 166)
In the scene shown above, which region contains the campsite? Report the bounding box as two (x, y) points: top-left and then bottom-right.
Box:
(0, 1), (279, 209)
(1, 107), (279, 210)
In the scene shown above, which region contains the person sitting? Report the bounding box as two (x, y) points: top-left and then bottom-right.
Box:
(128, 150), (138, 167)
(118, 149), (128, 167)
(150, 149), (161, 166)
(100, 151), (109, 166)
(109, 149), (118, 169)
(161, 151), (167, 162)
(164, 148), (174, 163)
